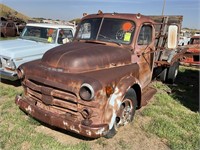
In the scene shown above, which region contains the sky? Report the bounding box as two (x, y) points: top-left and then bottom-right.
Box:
(1, 0), (200, 29)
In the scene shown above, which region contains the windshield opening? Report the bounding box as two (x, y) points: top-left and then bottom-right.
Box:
(20, 26), (58, 43)
(76, 18), (135, 45)
(190, 38), (200, 44)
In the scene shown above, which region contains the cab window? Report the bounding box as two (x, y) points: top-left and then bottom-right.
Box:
(137, 25), (152, 45)
(58, 29), (74, 44)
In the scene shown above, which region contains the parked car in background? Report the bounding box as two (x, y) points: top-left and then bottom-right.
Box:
(194, 32), (200, 36)
(15, 22), (26, 34)
(178, 36), (190, 46)
(180, 36), (200, 66)
(0, 20), (18, 37)
(0, 23), (76, 81)
(178, 30), (191, 46)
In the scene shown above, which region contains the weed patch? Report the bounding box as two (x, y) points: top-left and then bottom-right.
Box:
(142, 67), (200, 150)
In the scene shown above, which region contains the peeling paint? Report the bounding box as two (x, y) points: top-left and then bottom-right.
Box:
(70, 125), (80, 133)
(95, 127), (105, 135)
(63, 121), (69, 127)
(25, 105), (32, 113)
(109, 112), (117, 130)
(86, 130), (92, 136)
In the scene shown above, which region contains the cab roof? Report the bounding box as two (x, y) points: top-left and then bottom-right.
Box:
(26, 23), (75, 29)
(82, 13), (155, 24)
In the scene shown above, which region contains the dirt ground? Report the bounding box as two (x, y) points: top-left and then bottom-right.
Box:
(35, 109), (170, 150)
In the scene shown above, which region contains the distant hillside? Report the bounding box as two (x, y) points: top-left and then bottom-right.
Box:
(0, 3), (31, 22)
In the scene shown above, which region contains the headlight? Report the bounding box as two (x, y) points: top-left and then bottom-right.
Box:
(79, 83), (95, 101)
(4, 58), (16, 70)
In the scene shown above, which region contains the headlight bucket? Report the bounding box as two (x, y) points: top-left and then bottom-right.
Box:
(79, 83), (95, 101)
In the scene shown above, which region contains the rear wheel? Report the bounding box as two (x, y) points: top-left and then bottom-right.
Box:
(105, 88), (137, 138)
(159, 68), (167, 82)
(166, 62), (179, 84)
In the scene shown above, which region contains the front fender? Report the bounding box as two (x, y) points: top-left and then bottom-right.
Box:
(103, 75), (141, 130)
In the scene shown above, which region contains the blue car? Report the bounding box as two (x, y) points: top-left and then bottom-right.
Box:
(0, 23), (76, 81)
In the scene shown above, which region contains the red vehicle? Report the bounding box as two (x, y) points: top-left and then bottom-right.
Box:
(180, 36), (200, 66)
(0, 20), (18, 37)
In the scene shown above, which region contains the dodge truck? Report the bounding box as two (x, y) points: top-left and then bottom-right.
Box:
(15, 12), (186, 138)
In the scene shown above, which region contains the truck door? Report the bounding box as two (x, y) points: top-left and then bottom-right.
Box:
(135, 24), (155, 88)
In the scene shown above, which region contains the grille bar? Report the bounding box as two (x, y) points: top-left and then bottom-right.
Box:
(25, 79), (78, 114)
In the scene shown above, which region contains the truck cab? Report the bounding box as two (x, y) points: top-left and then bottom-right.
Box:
(15, 12), (184, 138)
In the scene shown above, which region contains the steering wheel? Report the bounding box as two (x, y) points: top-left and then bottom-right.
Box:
(116, 30), (125, 40)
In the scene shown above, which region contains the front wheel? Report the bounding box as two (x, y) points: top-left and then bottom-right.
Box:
(105, 88), (137, 138)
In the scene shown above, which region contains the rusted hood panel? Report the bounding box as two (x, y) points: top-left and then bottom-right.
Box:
(41, 42), (131, 73)
(21, 60), (139, 95)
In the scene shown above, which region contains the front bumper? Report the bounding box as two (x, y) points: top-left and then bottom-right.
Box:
(15, 95), (109, 138)
(0, 69), (18, 81)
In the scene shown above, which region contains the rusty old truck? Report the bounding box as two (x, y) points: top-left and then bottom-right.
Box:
(15, 12), (185, 138)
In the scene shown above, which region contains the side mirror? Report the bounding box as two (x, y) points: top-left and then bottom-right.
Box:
(168, 25), (178, 49)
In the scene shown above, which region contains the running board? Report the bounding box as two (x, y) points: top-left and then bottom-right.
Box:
(141, 86), (157, 106)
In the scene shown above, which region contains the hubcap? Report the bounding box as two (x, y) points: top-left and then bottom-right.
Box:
(116, 98), (133, 127)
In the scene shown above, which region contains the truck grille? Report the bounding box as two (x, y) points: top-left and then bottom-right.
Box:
(24, 79), (78, 116)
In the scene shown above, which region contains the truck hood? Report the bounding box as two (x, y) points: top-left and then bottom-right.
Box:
(0, 39), (57, 58)
(41, 42), (131, 73)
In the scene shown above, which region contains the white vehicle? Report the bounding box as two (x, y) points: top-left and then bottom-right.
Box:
(178, 30), (191, 46)
(194, 32), (200, 36)
(178, 36), (190, 46)
(0, 23), (76, 81)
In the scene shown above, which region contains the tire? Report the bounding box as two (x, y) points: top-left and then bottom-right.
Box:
(166, 62), (179, 84)
(105, 88), (137, 138)
(159, 68), (167, 82)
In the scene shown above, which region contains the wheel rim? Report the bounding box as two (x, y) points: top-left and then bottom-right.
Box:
(116, 98), (133, 128)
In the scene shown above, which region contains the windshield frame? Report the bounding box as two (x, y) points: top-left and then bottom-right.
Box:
(75, 17), (136, 45)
